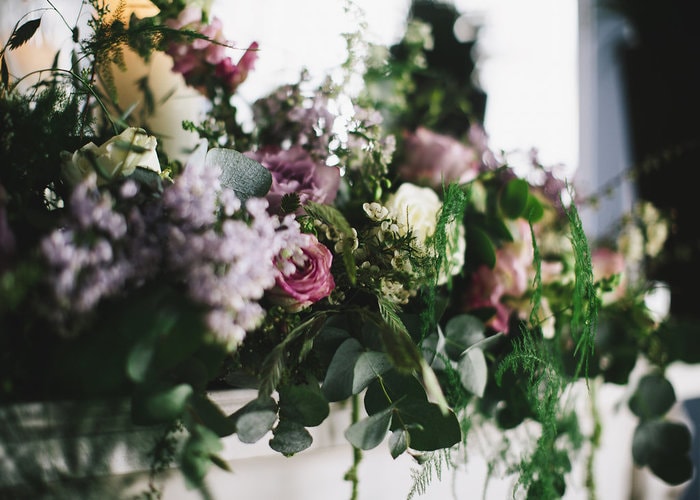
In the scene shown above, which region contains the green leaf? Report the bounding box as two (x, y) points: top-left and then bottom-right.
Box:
(394, 400), (461, 451)
(628, 373), (676, 420)
(205, 148), (272, 201)
(278, 383), (330, 427)
(376, 300), (424, 373)
(345, 407), (393, 450)
(443, 314), (486, 360)
(524, 193), (545, 222)
(131, 382), (193, 425)
(458, 347), (488, 397)
(190, 394), (237, 437)
(269, 419), (313, 456)
(499, 178), (530, 219)
(1, 57), (8, 88)
(364, 370), (427, 415)
(465, 225), (496, 269)
(632, 420), (693, 485)
(130, 166), (164, 192)
(420, 360), (449, 415)
(389, 429), (409, 458)
(230, 396), (278, 444)
(181, 424), (224, 488)
(322, 338), (392, 402)
(8, 18), (41, 50)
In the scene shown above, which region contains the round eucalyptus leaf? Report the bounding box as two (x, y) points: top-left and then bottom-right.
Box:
(269, 419), (313, 456)
(231, 396), (278, 444)
(632, 420), (693, 485)
(444, 314), (486, 359)
(628, 373), (676, 420)
(278, 383), (330, 427)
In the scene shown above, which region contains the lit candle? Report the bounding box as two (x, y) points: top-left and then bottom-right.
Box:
(105, 0), (208, 163)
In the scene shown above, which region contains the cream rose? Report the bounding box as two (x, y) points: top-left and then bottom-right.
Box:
(62, 127), (161, 186)
(384, 183), (465, 283)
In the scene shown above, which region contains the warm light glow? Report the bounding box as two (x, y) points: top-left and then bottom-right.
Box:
(104, 0), (160, 19)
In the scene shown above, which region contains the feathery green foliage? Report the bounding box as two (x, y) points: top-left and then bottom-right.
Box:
(406, 449), (453, 500)
(564, 188), (598, 380)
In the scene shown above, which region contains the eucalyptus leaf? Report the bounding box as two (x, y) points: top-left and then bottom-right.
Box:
(269, 419), (313, 456)
(322, 338), (392, 402)
(394, 400), (461, 451)
(205, 148), (272, 201)
(278, 383), (330, 427)
(632, 420), (693, 485)
(191, 394), (237, 437)
(458, 347), (488, 397)
(389, 429), (409, 459)
(230, 396), (278, 444)
(444, 314), (486, 360)
(181, 424), (223, 488)
(345, 407), (393, 450)
(420, 360), (449, 415)
(129, 166), (164, 192)
(628, 373), (676, 420)
(131, 382), (193, 425)
(364, 370), (427, 415)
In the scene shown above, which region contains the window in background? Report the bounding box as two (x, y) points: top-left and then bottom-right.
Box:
(213, 0), (578, 178)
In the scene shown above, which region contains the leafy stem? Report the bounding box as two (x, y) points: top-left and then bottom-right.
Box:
(344, 393), (363, 500)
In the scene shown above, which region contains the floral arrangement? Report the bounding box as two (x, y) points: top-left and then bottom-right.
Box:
(0, 1), (697, 498)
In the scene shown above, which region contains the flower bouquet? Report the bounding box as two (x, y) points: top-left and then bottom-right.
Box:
(0, 1), (697, 498)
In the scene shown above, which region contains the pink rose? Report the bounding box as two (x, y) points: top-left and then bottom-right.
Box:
(591, 247), (627, 303)
(397, 127), (482, 190)
(269, 234), (335, 312)
(462, 220), (536, 332)
(245, 146), (340, 215)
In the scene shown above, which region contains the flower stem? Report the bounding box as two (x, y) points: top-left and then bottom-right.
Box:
(344, 394), (363, 500)
(585, 380), (601, 500)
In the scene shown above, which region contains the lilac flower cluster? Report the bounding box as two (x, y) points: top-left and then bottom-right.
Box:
(162, 160), (305, 348)
(41, 176), (153, 329)
(40, 160), (307, 350)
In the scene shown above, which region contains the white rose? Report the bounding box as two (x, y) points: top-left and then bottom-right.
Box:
(384, 183), (465, 283)
(384, 183), (442, 245)
(62, 127), (161, 186)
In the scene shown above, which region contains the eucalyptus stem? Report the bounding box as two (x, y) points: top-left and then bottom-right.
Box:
(344, 394), (363, 500)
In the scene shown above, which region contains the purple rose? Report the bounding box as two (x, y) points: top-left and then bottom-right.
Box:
(246, 146), (340, 215)
(397, 127), (483, 190)
(268, 233), (335, 312)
